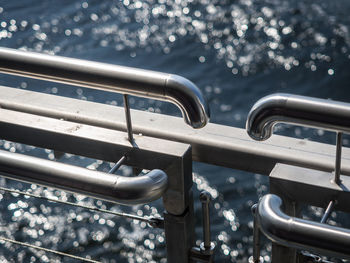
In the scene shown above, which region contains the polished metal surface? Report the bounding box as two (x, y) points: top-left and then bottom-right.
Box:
(334, 132), (343, 184)
(258, 194), (350, 259)
(251, 204), (261, 263)
(246, 93), (350, 141)
(0, 149), (168, 205)
(189, 191), (215, 262)
(0, 47), (209, 128)
(320, 200), (335, 224)
(108, 155), (127, 174)
(123, 94), (134, 143)
(199, 191), (212, 250)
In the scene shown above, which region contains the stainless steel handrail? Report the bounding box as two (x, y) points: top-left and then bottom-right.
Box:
(0, 47), (209, 128)
(0, 149), (168, 205)
(257, 194), (350, 259)
(246, 93), (350, 141)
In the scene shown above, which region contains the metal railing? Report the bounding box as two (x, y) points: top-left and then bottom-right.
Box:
(246, 93), (350, 184)
(0, 47), (212, 263)
(256, 194), (350, 259)
(1, 48), (350, 262)
(246, 93), (350, 141)
(247, 93), (350, 263)
(0, 149), (168, 205)
(0, 47), (210, 129)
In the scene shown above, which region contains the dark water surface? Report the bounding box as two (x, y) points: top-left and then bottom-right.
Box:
(0, 0), (350, 262)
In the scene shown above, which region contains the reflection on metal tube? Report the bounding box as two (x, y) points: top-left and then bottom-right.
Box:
(0, 47), (209, 128)
(257, 194), (350, 259)
(246, 93), (350, 141)
(0, 149), (168, 205)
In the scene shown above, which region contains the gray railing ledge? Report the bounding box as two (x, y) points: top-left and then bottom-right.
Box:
(0, 47), (209, 129)
(258, 194), (350, 259)
(0, 149), (168, 205)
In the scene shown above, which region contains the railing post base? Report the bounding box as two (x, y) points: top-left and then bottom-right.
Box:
(164, 192), (195, 263)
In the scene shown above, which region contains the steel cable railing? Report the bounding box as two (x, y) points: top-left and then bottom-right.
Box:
(0, 236), (102, 263)
(0, 186), (164, 227)
(0, 161), (165, 262)
(0, 181), (161, 263)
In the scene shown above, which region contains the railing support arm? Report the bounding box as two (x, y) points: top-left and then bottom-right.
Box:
(0, 149), (168, 205)
(257, 194), (350, 259)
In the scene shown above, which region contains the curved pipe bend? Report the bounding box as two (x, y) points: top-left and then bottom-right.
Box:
(258, 194), (350, 258)
(0, 149), (168, 205)
(0, 47), (209, 129)
(246, 93), (350, 141)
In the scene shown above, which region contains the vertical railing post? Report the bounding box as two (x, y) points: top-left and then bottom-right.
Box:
(163, 147), (195, 263)
(269, 178), (299, 263)
(333, 132), (343, 185)
(252, 204), (261, 263)
(123, 94), (134, 144)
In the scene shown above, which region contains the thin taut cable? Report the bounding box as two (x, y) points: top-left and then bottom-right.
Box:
(0, 186), (163, 226)
(0, 236), (101, 263)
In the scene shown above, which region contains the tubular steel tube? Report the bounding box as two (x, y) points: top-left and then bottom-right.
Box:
(320, 200), (335, 224)
(246, 93), (350, 141)
(108, 155), (127, 174)
(123, 94), (134, 143)
(257, 194), (350, 259)
(0, 149), (168, 205)
(334, 132), (343, 184)
(200, 191), (212, 249)
(251, 204), (261, 263)
(0, 47), (209, 128)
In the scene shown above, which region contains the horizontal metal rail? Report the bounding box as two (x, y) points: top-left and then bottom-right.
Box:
(1, 86), (350, 176)
(246, 93), (350, 141)
(0, 149), (168, 205)
(0, 47), (209, 128)
(257, 194), (350, 259)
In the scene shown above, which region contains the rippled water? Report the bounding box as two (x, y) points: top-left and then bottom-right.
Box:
(1, 0), (350, 262)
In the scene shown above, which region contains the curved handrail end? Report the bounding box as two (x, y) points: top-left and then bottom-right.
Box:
(246, 93), (350, 141)
(257, 194), (350, 258)
(246, 93), (290, 141)
(166, 74), (210, 129)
